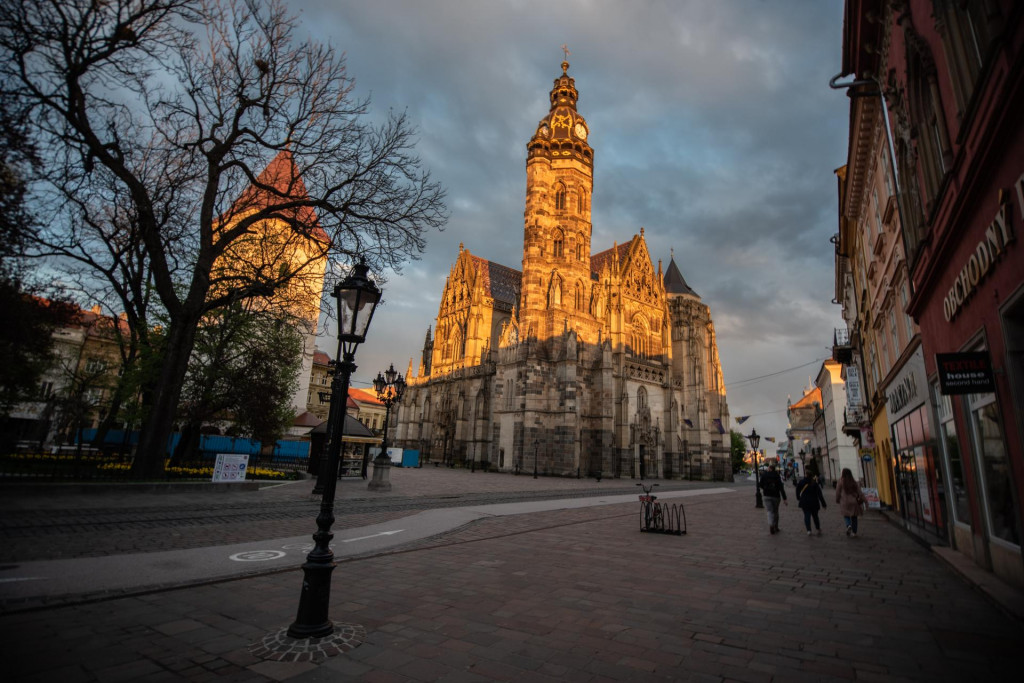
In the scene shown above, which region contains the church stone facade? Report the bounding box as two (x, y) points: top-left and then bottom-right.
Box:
(394, 61), (731, 480)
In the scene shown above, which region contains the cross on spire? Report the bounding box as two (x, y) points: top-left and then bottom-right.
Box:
(561, 44), (570, 60)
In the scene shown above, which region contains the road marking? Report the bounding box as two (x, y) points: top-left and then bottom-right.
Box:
(229, 550), (286, 562)
(341, 530), (405, 543)
(0, 577), (46, 583)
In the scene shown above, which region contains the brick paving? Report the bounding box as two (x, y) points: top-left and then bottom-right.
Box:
(0, 469), (700, 562)
(1, 472), (1021, 681)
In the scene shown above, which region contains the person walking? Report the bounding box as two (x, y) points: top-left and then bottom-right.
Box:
(795, 472), (827, 535)
(836, 467), (867, 537)
(759, 462), (788, 534)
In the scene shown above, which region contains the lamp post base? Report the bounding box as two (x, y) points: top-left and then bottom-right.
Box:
(367, 456), (392, 491)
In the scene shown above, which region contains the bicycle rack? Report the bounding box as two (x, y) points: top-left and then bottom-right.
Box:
(639, 499), (687, 535)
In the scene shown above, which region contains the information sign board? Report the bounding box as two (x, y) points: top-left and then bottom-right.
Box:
(213, 453), (249, 482)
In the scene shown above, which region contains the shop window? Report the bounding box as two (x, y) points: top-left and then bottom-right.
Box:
(968, 392), (1019, 546)
(936, 386), (971, 526)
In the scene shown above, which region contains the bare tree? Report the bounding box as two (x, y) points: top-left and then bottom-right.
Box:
(1, 0), (447, 476)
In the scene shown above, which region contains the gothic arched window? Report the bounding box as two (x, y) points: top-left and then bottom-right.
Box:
(549, 274), (562, 307)
(577, 189), (585, 213)
(553, 229), (564, 258)
(555, 183), (566, 211)
(630, 317), (650, 359)
(576, 233), (584, 260)
(574, 281), (583, 310)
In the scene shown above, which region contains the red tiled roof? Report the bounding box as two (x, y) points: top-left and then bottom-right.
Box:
(469, 255), (521, 305)
(230, 149), (328, 243)
(790, 387), (822, 411)
(313, 350), (331, 366)
(590, 237), (634, 277)
(349, 387), (383, 406)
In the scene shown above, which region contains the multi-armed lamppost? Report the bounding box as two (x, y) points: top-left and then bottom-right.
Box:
(288, 259), (380, 640)
(747, 428), (763, 509)
(368, 363), (405, 492)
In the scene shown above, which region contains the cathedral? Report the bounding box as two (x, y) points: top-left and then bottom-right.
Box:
(394, 61), (731, 480)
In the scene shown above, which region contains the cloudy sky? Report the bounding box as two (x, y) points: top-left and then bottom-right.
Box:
(299, 0), (849, 447)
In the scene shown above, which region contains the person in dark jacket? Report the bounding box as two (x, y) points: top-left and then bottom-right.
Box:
(759, 462), (787, 534)
(796, 473), (827, 535)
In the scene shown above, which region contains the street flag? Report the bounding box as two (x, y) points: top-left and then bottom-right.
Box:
(735, 416), (750, 424)
(712, 418), (725, 434)
(683, 418), (693, 428)
(766, 436), (776, 443)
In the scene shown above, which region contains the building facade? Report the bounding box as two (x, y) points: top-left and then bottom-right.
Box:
(836, 0), (1024, 587)
(394, 61), (731, 479)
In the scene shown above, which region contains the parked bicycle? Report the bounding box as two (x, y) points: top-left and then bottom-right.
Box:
(638, 482), (664, 531)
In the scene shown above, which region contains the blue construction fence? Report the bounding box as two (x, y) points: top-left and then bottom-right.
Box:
(75, 429), (310, 462)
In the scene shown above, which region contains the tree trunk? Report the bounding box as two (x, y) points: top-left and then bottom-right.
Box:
(131, 317), (201, 478)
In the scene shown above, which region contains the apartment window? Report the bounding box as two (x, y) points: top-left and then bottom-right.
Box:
(900, 285), (915, 339)
(873, 189), (883, 236)
(937, 0), (999, 116)
(38, 381), (54, 400)
(84, 357), (108, 374)
(889, 309), (900, 352)
(879, 333), (890, 374)
(882, 152), (894, 198)
(905, 29), (950, 207)
(869, 345), (880, 388)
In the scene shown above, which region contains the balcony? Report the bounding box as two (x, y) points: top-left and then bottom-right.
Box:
(833, 328), (853, 365)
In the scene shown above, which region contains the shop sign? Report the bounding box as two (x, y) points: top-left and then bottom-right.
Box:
(943, 180), (1020, 322)
(885, 346), (926, 424)
(936, 351), (995, 395)
(845, 365), (862, 407)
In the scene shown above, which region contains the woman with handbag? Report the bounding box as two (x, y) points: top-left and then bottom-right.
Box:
(836, 468), (867, 537)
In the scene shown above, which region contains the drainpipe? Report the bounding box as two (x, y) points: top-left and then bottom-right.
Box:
(829, 73), (914, 297)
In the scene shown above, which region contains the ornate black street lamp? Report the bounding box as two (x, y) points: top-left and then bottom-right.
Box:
(747, 428), (763, 509)
(288, 259), (380, 640)
(368, 363), (405, 492)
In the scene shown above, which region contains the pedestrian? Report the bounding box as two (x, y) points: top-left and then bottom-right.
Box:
(759, 461), (788, 534)
(836, 467), (867, 537)
(795, 471), (827, 535)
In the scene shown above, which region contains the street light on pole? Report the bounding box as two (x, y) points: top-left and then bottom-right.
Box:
(368, 364), (405, 492)
(747, 428), (763, 508)
(287, 259), (380, 640)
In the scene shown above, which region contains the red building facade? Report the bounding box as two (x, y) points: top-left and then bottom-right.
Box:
(839, 1), (1023, 589)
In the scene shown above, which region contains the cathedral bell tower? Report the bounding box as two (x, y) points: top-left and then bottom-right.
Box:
(520, 60), (596, 343)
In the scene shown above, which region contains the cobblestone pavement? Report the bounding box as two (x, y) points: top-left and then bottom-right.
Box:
(2, 473), (1021, 682)
(0, 468), (712, 562)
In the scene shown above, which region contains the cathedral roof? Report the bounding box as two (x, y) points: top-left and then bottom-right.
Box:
(590, 238), (634, 277)
(230, 149), (328, 243)
(664, 256), (699, 298)
(470, 255), (521, 305)
(527, 60), (593, 167)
